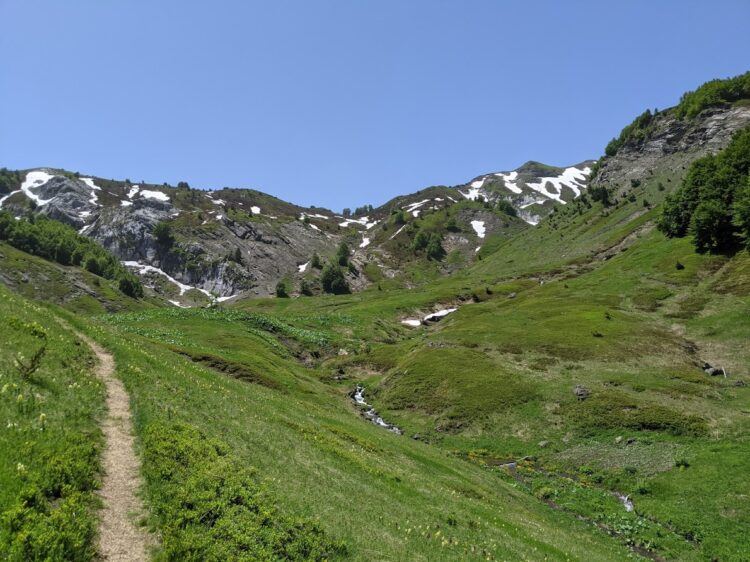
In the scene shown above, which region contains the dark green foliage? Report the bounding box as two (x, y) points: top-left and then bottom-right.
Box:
(336, 242), (350, 266)
(177, 181), (190, 189)
(589, 185), (612, 206)
(425, 234), (446, 261)
(118, 275), (144, 298)
(0, 168), (21, 195)
(310, 252), (322, 269)
(0, 212), (143, 297)
(141, 422), (346, 561)
(445, 217), (459, 232)
(299, 279), (313, 296)
(353, 204), (373, 216)
(411, 231), (445, 260)
(605, 110), (655, 157)
(275, 281), (288, 298)
(495, 199), (517, 217)
(733, 179), (750, 246)
(411, 231), (429, 252)
(659, 127), (750, 252)
(153, 221), (175, 250)
(320, 263), (350, 294)
(391, 210), (406, 226)
(675, 71), (750, 119)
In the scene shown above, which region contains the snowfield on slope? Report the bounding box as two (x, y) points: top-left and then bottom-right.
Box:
(526, 166), (591, 203)
(471, 220), (486, 238)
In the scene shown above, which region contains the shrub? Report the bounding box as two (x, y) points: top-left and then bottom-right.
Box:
(496, 199), (517, 217)
(310, 252), (322, 269)
(589, 185), (612, 207)
(141, 423), (346, 560)
(658, 127), (750, 252)
(336, 242), (350, 266)
(300, 279), (313, 296)
(0, 212), (143, 298)
(153, 221), (175, 250)
(320, 263), (350, 294)
(275, 281), (288, 298)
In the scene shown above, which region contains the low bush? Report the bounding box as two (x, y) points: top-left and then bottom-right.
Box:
(0, 212), (143, 297)
(141, 422), (346, 561)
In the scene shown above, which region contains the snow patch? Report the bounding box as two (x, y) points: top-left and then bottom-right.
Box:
(460, 185), (484, 201)
(423, 308), (457, 322)
(140, 189), (170, 202)
(122, 261), (211, 297)
(389, 224), (407, 240)
(338, 216), (371, 228)
(0, 190), (22, 208)
(526, 166), (591, 203)
(470, 220), (486, 238)
(359, 236), (370, 248)
(127, 186), (140, 199)
(20, 171), (56, 206)
(400, 319), (421, 327)
(495, 171), (522, 194)
(80, 177), (102, 206)
(298, 261), (310, 273)
(251, 206), (261, 214)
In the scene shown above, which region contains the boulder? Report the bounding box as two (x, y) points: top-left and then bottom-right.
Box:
(573, 385), (590, 400)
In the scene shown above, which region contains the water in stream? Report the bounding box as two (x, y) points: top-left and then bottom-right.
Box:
(352, 386), (402, 434)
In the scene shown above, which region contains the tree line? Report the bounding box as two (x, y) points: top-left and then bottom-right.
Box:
(0, 211), (144, 297)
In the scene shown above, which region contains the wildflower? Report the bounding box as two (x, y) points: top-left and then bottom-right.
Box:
(16, 463), (26, 474)
(16, 394), (24, 403)
(39, 413), (46, 430)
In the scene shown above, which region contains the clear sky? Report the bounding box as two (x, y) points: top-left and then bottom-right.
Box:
(2, 1), (749, 211)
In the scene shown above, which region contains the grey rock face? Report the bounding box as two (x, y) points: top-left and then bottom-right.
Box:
(591, 105), (750, 192)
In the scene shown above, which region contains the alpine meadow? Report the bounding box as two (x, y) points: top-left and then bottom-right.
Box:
(1, 3), (750, 561)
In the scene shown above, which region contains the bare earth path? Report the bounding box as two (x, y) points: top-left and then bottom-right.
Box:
(73, 328), (152, 561)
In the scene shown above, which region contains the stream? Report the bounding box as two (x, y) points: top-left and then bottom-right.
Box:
(351, 386), (402, 434)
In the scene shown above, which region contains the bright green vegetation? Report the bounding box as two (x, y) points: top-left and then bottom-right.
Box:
(231, 150), (750, 559)
(605, 109), (657, 157)
(659, 127), (750, 252)
(0, 286), (104, 560)
(676, 71), (750, 119)
(0, 168), (21, 195)
(0, 212), (143, 298)
(45, 305), (631, 561)
(1, 76), (750, 560)
(598, 71), (750, 164)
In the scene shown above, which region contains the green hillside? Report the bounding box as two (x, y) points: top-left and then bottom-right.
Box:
(1, 72), (749, 560)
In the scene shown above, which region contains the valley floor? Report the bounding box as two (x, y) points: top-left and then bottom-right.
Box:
(1, 167), (749, 560)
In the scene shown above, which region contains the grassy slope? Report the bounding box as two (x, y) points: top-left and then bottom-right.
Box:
(0, 285), (105, 560)
(57, 306), (632, 560)
(0, 242), (158, 314)
(233, 166), (749, 559)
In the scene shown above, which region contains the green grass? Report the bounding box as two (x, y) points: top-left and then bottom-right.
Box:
(58, 303), (635, 560)
(1, 144), (749, 559)
(0, 285), (104, 561)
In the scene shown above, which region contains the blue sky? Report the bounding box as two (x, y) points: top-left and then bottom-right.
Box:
(2, 1), (749, 211)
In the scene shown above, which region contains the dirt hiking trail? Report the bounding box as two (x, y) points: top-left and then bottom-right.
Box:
(73, 327), (152, 561)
